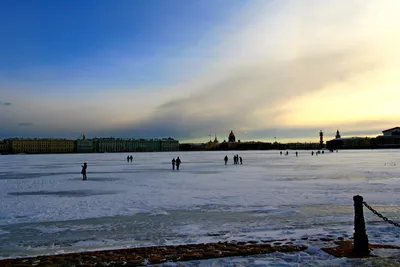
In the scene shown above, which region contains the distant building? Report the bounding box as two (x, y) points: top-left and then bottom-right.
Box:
(206, 134), (219, 150)
(0, 136), (179, 154)
(0, 140), (10, 154)
(76, 136), (94, 153)
(160, 138), (180, 151)
(93, 138), (179, 153)
(179, 143), (206, 151)
(326, 128), (374, 150)
(287, 142), (320, 150)
(382, 127), (400, 136)
(375, 127), (400, 147)
(9, 139), (75, 154)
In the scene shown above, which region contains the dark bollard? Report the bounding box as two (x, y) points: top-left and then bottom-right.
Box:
(353, 195), (369, 256)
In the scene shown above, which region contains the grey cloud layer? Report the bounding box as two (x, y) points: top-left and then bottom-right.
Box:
(0, 101), (11, 106)
(114, 48), (381, 140)
(18, 122), (34, 127)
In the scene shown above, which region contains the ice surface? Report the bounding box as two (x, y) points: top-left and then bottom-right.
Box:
(1, 150), (400, 265)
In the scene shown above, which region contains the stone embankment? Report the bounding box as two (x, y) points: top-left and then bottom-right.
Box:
(0, 239), (306, 266)
(2, 238), (400, 266)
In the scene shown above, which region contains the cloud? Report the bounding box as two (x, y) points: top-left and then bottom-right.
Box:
(108, 1), (400, 141)
(18, 122), (33, 127)
(115, 47), (383, 140)
(0, 101), (11, 106)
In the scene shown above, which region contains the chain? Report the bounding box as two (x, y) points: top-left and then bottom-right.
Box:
(362, 201), (400, 228)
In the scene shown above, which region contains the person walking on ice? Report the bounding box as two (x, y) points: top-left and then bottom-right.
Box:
(176, 157), (181, 170)
(171, 158), (176, 170)
(239, 156), (243, 164)
(224, 155), (228, 165)
(81, 162), (87, 180)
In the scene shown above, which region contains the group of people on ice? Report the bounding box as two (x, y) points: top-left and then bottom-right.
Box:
(280, 151), (300, 156)
(224, 155), (242, 165)
(171, 157), (181, 170)
(280, 150), (328, 157)
(311, 151), (324, 155)
(81, 149), (334, 180)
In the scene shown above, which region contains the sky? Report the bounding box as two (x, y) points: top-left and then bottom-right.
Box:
(1, 0), (400, 143)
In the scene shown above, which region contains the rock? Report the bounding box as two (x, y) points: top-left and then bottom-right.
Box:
(203, 251), (216, 258)
(182, 252), (202, 260)
(124, 259), (145, 266)
(148, 254), (166, 264)
(224, 246), (239, 252)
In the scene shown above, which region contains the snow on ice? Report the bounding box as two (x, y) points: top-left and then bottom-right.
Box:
(0, 150), (400, 265)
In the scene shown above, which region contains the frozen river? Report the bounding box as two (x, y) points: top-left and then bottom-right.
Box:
(1, 150), (400, 265)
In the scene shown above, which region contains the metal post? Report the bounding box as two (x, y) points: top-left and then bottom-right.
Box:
(353, 195), (369, 256)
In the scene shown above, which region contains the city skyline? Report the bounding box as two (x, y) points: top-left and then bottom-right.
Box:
(1, 1), (400, 143)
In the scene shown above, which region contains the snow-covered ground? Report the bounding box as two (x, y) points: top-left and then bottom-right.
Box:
(0, 150), (399, 265)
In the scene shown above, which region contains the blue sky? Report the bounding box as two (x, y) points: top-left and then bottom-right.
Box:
(1, 0), (242, 87)
(1, 1), (400, 142)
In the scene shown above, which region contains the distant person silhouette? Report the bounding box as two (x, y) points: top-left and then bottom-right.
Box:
(129, 155), (133, 162)
(295, 152), (298, 157)
(224, 155), (228, 165)
(127, 156), (130, 162)
(172, 158), (176, 170)
(176, 157), (181, 170)
(311, 151), (314, 156)
(280, 151), (282, 155)
(81, 162), (87, 180)
(239, 157), (243, 164)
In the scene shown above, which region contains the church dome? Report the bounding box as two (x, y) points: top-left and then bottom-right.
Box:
(228, 130), (236, 142)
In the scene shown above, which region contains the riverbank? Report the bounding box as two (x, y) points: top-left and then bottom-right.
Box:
(2, 239), (400, 266)
(0, 240), (307, 266)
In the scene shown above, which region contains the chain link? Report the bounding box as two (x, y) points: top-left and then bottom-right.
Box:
(363, 201), (400, 228)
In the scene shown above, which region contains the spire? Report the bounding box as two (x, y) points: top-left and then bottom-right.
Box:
(213, 133), (219, 143)
(335, 129), (341, 139)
